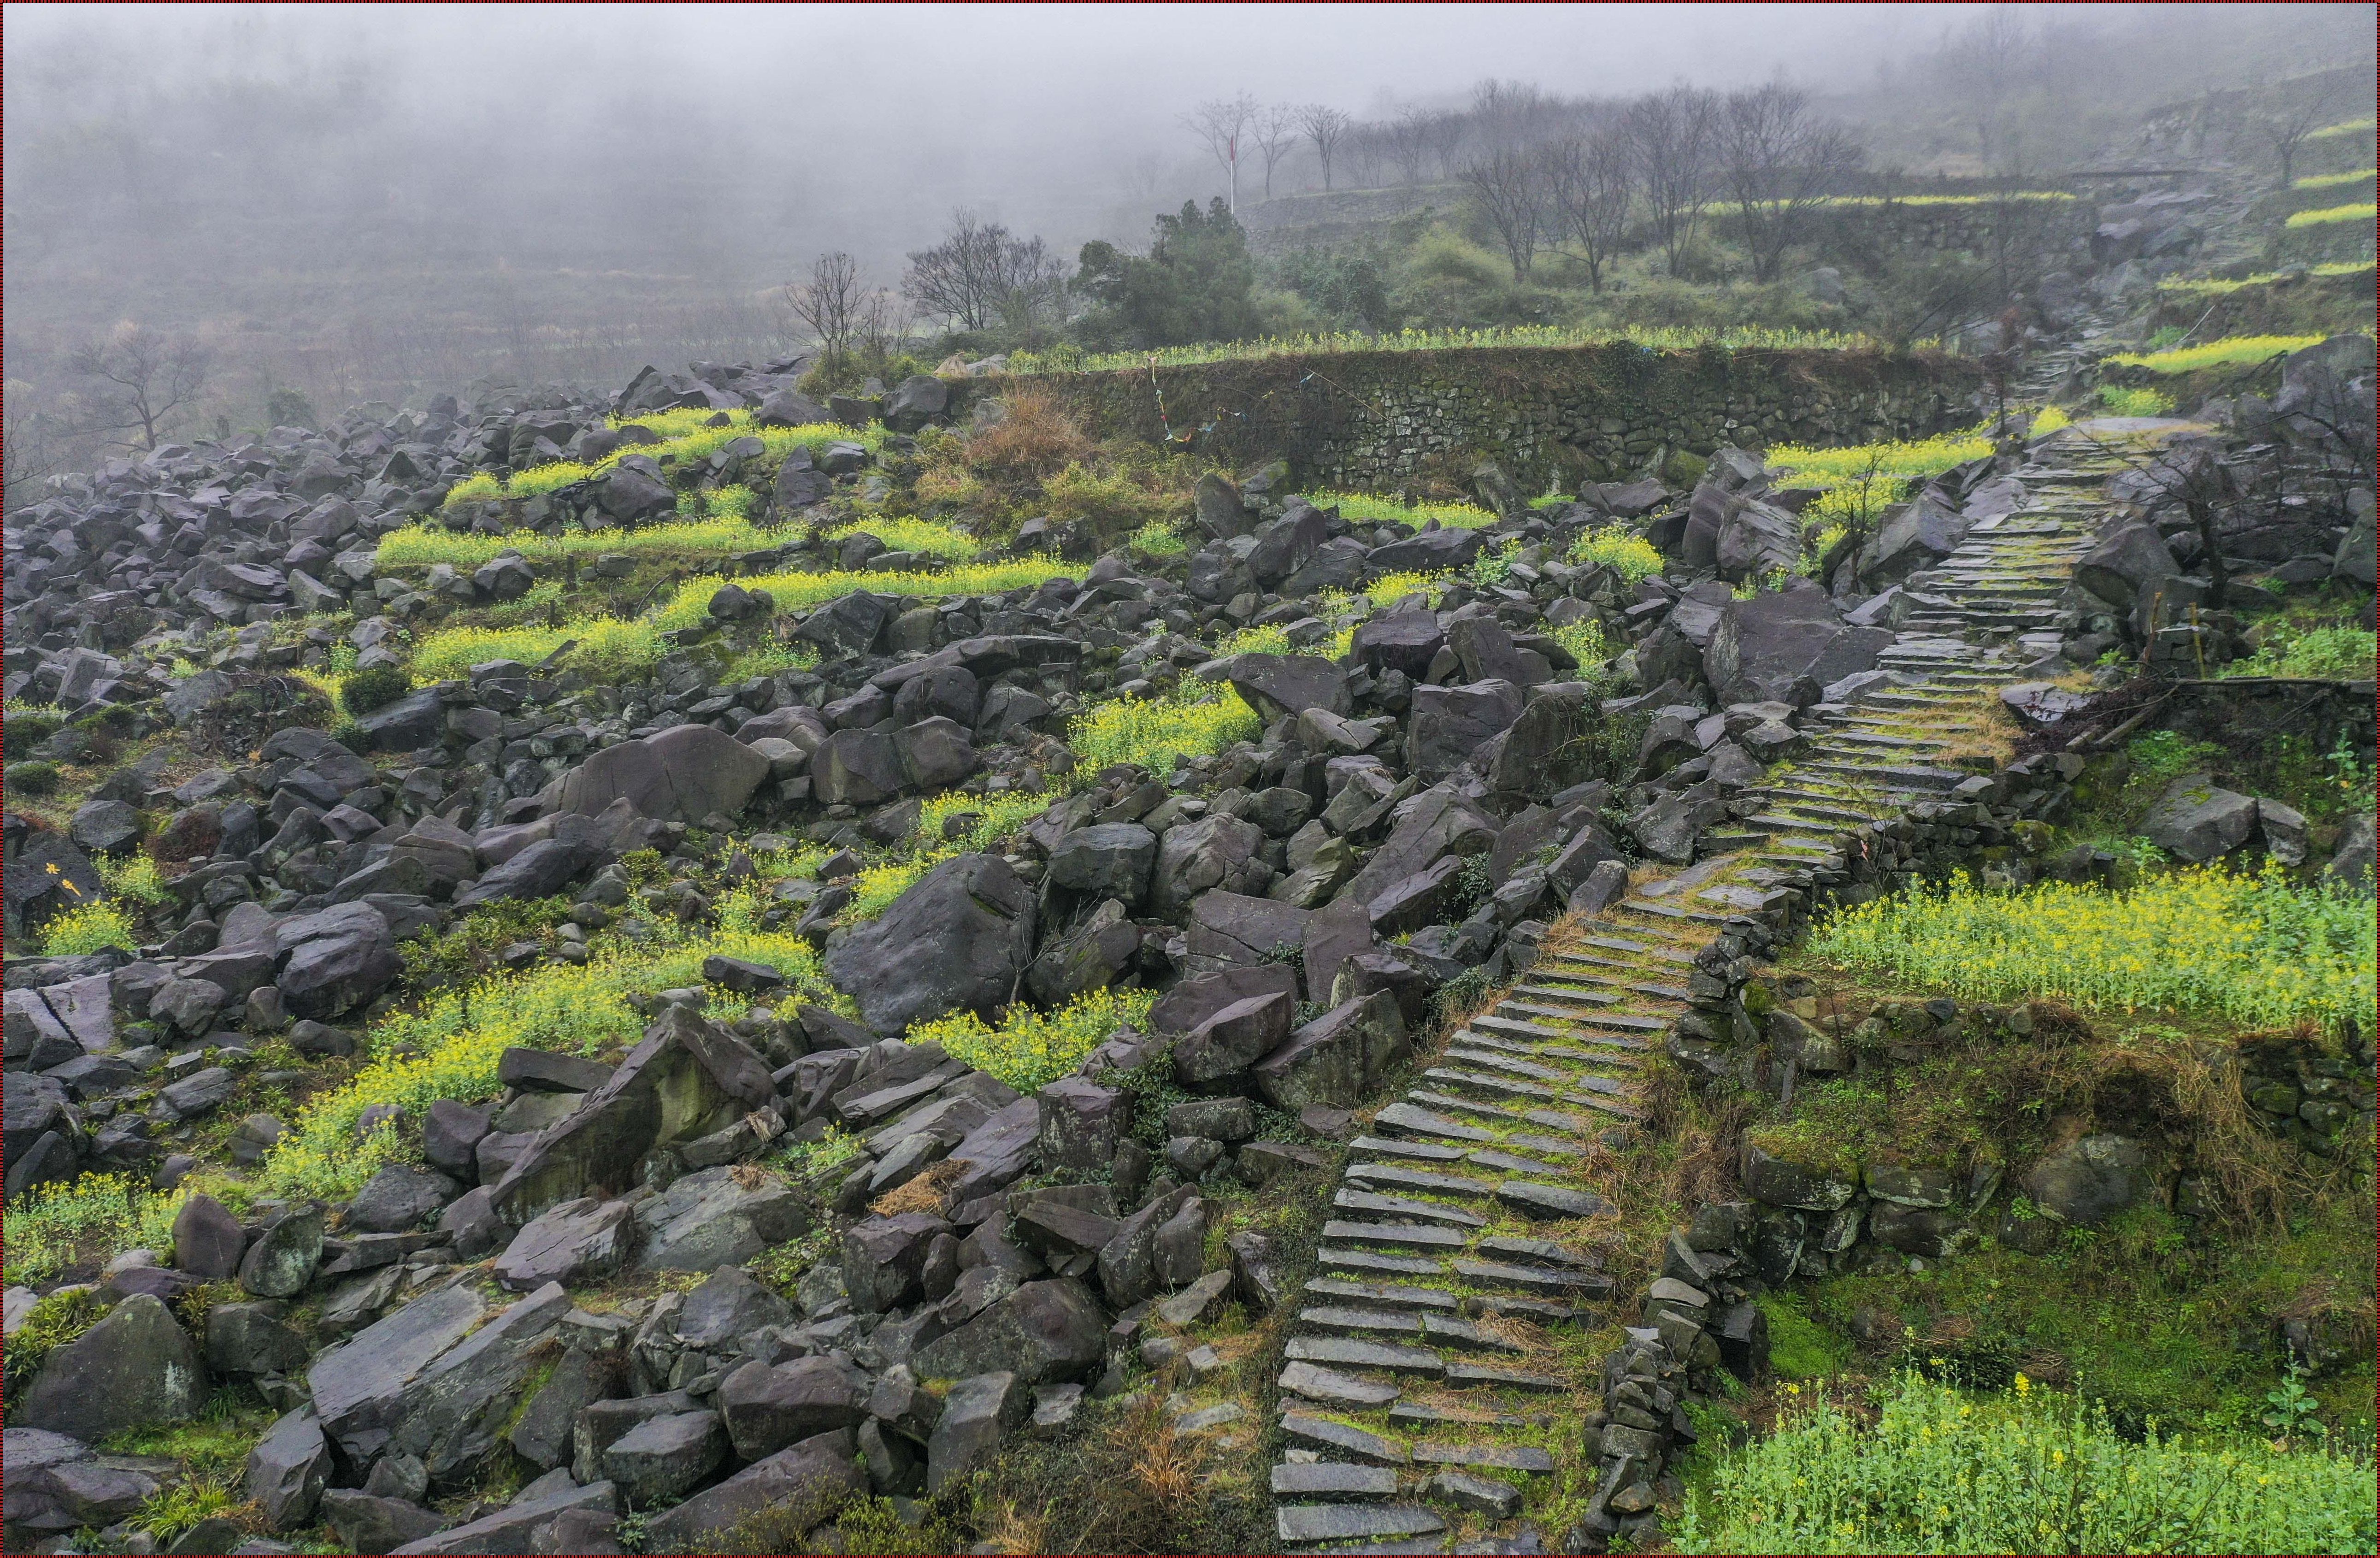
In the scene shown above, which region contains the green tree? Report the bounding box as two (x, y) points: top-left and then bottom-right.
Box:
(1075, 199), (1261, 349)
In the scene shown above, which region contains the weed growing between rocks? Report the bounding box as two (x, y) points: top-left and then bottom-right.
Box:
(909, 987), (1157, 1094)
(37, 900), (136, 956)
(1069, 676), (1263, 773)
(1677, 1370), (2377, 1555)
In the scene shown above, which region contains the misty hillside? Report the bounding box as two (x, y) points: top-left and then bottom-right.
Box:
(1, 6), (2374, 1558)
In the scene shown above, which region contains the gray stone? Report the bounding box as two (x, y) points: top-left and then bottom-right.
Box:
(386, 1480), (616, 1555)
(1224, 654), (1351, 721)
(2023, 1134), (2151, 1226)
(602, 1410), (725, 1506)
(2074, 523), (2180, 609)
(638, 1429), (862, 1553)
(925, 1371), (1027, 1494)
(322, 1489), (453, 1553)
(239, 1204), (325, 1298)
(1255, 991), (1409, 1111)
(16, 1293), (205, 1442)
(550, 723), (769, 824)
(173, 1192), (247, 1279)
(1704, 582), (1891, 707)
(1408, 680), (1524, 782)
(246, 1408), (331, 1532)
(1046, 823), (1158, 906)
(206, 1301), (310, 1375)
(347, 1165), (462, 1233)
(494, 1198), (636, 1291)
(719, 1353), (870, 1461)
(384, 1283), (571, 1488)
(1174, 990), (1294, 1085)
(309, 1281), (488, 1463)
(1740, 1143), (1857, 1212)
(1428, 1468), (1523, 1517)
(633, 1166), (808, 1271)
(2140, 774), (2259, 863)
(910, 1278), (1107, 1387)
(825, 853), (1035, 1032)
(1149, 813), (1270, 919)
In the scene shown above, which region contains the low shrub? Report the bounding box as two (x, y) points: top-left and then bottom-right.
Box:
(1809, 866), (2374, 1030)
(2225, 623), (2378, 681)
(908, 988), (1157, 1094)
(1568, 528), (1666, 581)
(40, 901), (137, 957)
(2097, 383), (2176, 417)
(8, 759), (60, 795)
(3, 703), (66, 759)
(340, 663), (412, 714)
(2, 1287), (111, 1402)
(2158, 260), (2376, 296)
(1678, 1371), (2377, 1555)
(99, 852), (170, 905)
(1308, 489), (1499, 531)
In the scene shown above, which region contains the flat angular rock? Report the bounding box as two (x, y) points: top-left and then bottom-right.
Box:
(825, 853), (1036, 1033)
(1276, 1503), (1446, 1544)
(1281, 1412), (1411, 1464)
(925, 1371), (1028, 1496)
(1278, 1360), (1402, 1407)
(1496, 1180), (1617, 1220)
(1414, 1441), (1557, 1472)
(494, 1198), (634, 1291)
(387, 1479), (617, 1555)
(1273, 1461), (1400, 1498)
(16, 1293), (206, 1443)
(1427, 1468), (1523, 1517)
(308, 1282), (488, 1462)
(1284, 1336), (1446, 1376)
(633, 1165), (807, 1271)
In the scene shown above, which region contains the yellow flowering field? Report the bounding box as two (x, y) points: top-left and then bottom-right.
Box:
(1809, 867), (2374, 1030)
(1070, 676), (1262, 773)
(909, 987), (1156, 1094)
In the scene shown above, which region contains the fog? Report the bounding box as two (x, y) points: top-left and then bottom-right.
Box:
(4, 2), (2363, 441)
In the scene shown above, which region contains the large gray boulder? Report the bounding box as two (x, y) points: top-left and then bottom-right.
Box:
(640, 1428), (863, 1553)
(2023, 1134), (2151, 1225)
(2139, 774), (2259, 863)
(16, 1294), (205, 1442)
(1349, 609), (1444, 678)
(247, 1409), (331, 1532)
(1148, 814), (1269, 919)
(1713, 494), (1805, 582)
(1408, 680), (1523, 782)
(634, 1166), (809, 1271)
(548, 724), (769, 824)
(2073, 523), (2180, 609)
(385, 1283), (571, 1489)
(719, 1354), (870, 1461)
(825, 853), (1036, 1033)
(1856, 490), (1972, 588)
(1224, 654), (1350, 721)
(492, 1008), (776, 1223)
(309, 1281), (488, 1462)
(1703, 581), (1891, 707)
(1339, 785), (1499, 908)
(1253, 991), (1409, 1111)
(925, 1371), (1027, 1496)
(272, 902), (401, 1021)
(493, 1198), (636, 1291)
(910, 1278), (1107, 1387)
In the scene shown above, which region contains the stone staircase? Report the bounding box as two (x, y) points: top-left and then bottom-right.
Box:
(1260, 422), (2182, 1551)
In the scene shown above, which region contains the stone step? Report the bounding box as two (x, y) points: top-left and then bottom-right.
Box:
(1319, 1246), (1450, 1279)
(1284, 1336), (1448, 1378)
(1332, 1189), (1488, 1228)
(1271, 1463), (1401, 1501)
(1304, 1276), (1463, 1312)
(1321, 1220), (1472, 1251)
(1276, 1504), (1446, 1545)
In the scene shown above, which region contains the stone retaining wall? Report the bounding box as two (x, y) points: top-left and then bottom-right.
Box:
(1011, 346), (1983, 494)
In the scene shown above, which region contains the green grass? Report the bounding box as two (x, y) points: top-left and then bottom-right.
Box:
(1068, 676), (1263, 773)
(1008, 324), (1889, 375)
(1809, 867), (2374, 1030)
(648, 560), (1073, 628)
(2158, 261), (2377, 296)
(1678, 1371), (2376, 1555)
(2294, 168), (2377, 192)
(380, 511), (776, 570)
(4, 1174), (189, 1287)
(1760, 1291), (1854, 1381)
(1803, 190), (2078, 208)
(2103, 334), (2334, 372)
(2225, 623), (2378, 681)
(2286, 202), (2378, 230)
(1305, 490), (1500, 531)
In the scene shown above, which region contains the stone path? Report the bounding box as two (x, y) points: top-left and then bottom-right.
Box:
(1258, 421), (2182, 1550)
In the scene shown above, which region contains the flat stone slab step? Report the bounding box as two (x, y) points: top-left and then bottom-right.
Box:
(1350, 1134), (1473, 1165)
(1285, 1337), (1448, 1379)
(1496, 1181), (1617, 1220)
(1344, 1162), (1498, 1198)
(1306, 1276), (1463, 1312)
(1414, 1442), (1559, 1475)
(1323, 1218), (1473, 1249)
(1466, 1147), (1574, 1175)
(1422, 1066), (1634, 1109)
(1390, 1401), (1551, 1431)
(1272, 1463), (1402, 1499)
(1319, 1247), (1449, 1279)
(1443, 1046), (1580, 1086)
(1281, 1411), (1414, 1462)
(1617, 898), (1732, 924)
(1453, 1258), (1612, 1297)
(1276, 1504), (1445, 1545)
(1280, 1359), (1404, 1407)
(1372, 1102), (1495, 1145)
(1407, 1089), (1602, 1134)
(1468, 1294), (1588, 1325)
(1333, 1189), (1489, 1228)
(1479, 1234), (1599, 1268)
(1443, 1362), (1570, 1393)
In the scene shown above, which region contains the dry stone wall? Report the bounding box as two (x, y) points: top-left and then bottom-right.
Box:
(1018, 346), (1983, 494)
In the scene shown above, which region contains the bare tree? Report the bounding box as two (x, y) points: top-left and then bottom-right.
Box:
(785, 252), (863, 371)
(1184, 91), (1259, 209)
(67, 324), (212, 452)
(3, 386), (65, 514)
(1935, 5), (2034, 172)
(1716, 83), (1865, 283)
(1384, 107), (1433, 185)
(1418, 109), (1471, 179)
(1625, 85), (1720, 276)
(902, 212), (1014, 333)
(1248, 103), (1301, 201)
(854, 288), (913, 369)
(1298, 104), (1353, 190)
(2255, 82), (2344, 189)
(1460, 146), (1547, 281)
(1542, 128), (1636, 292)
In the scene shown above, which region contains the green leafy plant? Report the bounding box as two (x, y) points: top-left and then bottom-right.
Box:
(40, 901), (136, 957)
(1678, 1371), (2378, 1555)
(340, 663), (413, 714)
(2103, 334), (2329, 373)
(1068, 676), (1261, 773)
(134, 1471), (242, 1546)
(909, 987), (1156, 1094)
(7, 759), (60, 795)
(2265, 1358), (2332, 1445)
(2097, 384), (2176, 418)
(3, 1286), (109, 1401)
(98, 852), (170, 905)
